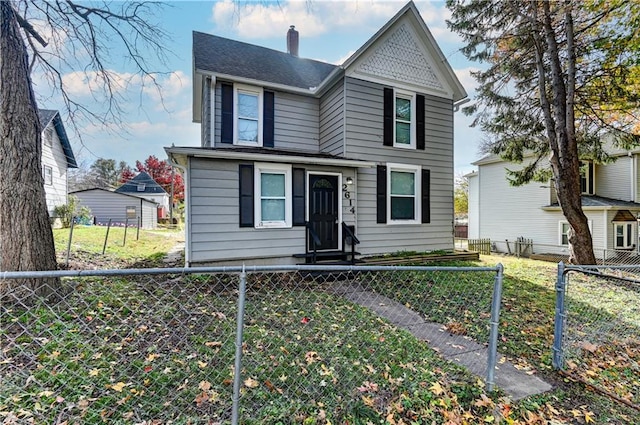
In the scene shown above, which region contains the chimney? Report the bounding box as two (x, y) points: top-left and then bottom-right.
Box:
(287, 25), (299, 57)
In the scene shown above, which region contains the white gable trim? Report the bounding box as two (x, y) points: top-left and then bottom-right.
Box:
(342, 2), (466, 101)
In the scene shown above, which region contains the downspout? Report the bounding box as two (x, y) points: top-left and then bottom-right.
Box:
(168, 155), (189, 267)
(630, 152), (636, 202)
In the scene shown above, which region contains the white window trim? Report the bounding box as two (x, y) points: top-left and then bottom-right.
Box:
(387, 163), (421, 225)
(558, 220), (593, 246)
(44, 127), (53, 147)
(43, 165), (53, 186)
(254, 162), (292, 229)
(393, 89), (416, 149)
(580, 161), (595, 195)
(613, 222), (634, 249)
(233, 84), (263, 146)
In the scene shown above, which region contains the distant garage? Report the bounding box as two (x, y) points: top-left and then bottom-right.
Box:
(70, 188), (158, 229)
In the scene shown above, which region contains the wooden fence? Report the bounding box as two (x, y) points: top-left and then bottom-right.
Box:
(468, 238), (491, 255)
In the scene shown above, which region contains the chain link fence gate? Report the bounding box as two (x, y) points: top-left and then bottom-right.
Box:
(1, 264), (503, 424)
(553, 263), (640, 410)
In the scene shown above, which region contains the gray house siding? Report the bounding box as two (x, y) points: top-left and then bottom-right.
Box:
(343, 76), (455, 256)
(211, 82), (320, 151)
(72, 189), (157, 229)
(319, 79), (345, 156)
(596, 157), (631, 201)
(188, 157), (357, 264)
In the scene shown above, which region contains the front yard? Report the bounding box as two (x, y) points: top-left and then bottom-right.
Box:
(1, 228), (638, 423)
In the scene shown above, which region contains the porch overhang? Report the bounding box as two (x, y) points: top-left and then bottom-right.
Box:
(166, 146), (376, 169)
(541, 195), (640, 212)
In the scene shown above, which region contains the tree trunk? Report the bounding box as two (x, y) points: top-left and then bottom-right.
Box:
(0, 2), (60, 301)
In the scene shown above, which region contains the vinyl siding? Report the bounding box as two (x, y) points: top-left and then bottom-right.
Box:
(595, 157), (631, 200)
(72, 190), (157, 229)
(42, 123), (69, 216)
(211, 82), (320, 151)
(188, 157), (357, 264)
(477, 160), (561, 246)
(467, 173), (479, 239)
(319, 79), (345, 155)
(202, 77), (212, 147)
(344, 77), (454, 255)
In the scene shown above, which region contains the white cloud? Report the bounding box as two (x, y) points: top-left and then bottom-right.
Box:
(210, 0), (402, 40)
(454, 67), (481, 95)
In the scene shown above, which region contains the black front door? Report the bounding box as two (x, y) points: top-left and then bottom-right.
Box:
(309, 175), (339, 251)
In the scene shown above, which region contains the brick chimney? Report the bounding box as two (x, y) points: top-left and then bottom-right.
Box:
(287, 25), (299, 57)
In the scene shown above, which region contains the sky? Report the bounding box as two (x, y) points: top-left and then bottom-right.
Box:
(33, 0), (483, 176)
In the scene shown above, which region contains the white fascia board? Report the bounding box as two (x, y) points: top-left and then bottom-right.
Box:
(166, 147), (375, 168)
(195, 68), (344, 98)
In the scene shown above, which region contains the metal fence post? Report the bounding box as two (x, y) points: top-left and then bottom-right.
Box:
(102, 219), (112, 255)
(231, 265), (248, 425)
(65, 216), (76, 267)
(486, 263), (504, 392)
(552, 261), (567, 369)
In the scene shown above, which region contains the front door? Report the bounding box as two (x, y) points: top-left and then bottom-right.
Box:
(308, 174), (339, 251)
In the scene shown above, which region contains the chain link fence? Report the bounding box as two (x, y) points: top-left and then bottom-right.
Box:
(1, 264), (502, 424)
(457, 238), (640, 266)
(553, 264), (640, 409)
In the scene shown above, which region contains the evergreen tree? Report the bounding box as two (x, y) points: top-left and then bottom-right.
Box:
(447, 0), (640, 264)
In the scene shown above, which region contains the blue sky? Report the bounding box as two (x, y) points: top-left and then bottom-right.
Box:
(34, 0), (482, 175)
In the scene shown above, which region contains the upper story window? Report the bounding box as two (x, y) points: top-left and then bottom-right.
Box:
(44, 127), (53, 147)
(387, 163), (421, 224)
(234, 85), (263, 146)
(580, 161), (594, 195)
(394, 90), (415, 148)
(42, 165), (52, 185)
(137, 183), (146, 192)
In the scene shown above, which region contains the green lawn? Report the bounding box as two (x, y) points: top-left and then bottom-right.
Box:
(1, 231), (638, 424)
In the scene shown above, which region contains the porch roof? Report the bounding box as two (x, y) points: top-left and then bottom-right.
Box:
(166, 146), (376, 169)
(542, 195), (640, 211)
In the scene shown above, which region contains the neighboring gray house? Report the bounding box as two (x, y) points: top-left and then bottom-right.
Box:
(467, 147), (640, 257)
(167, 1), (467, 266)
(70, 188), (158, 229)
(115, 171), (170, 219)
(38, 109), (77, 219)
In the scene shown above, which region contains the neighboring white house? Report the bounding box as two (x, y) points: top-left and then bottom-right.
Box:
(70, 188), (159, 229)
(115, 171), (170, 219)
(38, 109), (77, 220)
(468, 147), (640, 258)
(166, 1), (468, 266)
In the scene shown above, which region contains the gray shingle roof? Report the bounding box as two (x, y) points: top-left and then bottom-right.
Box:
(116, 171), (167, 195)
(546, 195), (640, 208)
(38, 109), (77, 168)
(193, 31), (338, 89)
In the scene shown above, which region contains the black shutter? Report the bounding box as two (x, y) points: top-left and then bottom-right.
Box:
(383, 88), (394, 146)
(588, 162), (594, 195)
(416, 94), (425, 150)
(421, 169), (430, 224)
(221, 83), (234, 144)
(239, 164), (254, 227)
(292, 168), (305, 226)
(376, 165), (387, 223)
(263, 91), (275, 147)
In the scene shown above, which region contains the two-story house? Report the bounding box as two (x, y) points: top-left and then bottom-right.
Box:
(115, 171), (170, 219)
(467, 146), (640, 258)
(166, 1), (467, 266)
(38, 109), (78, 222)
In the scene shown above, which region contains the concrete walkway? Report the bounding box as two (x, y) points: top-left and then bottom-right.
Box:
(163, 242), (185, 266)
(330, 282), (552, 400)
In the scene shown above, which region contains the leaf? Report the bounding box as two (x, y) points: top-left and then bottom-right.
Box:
(110, 382), (127, 392)
(89, 368), (100, 377)
(146, 353), (159, 362)
(197, 361), (208, 369)
(300, 316), (310, 324)
(199, 381), (211, 391)
(244, 378), (259, 388)
(204, 341), (222, 348)
(584, 411), (595, 423)
(429, 381), (445, 396)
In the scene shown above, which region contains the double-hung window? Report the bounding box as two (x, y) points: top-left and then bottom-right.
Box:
(614, 222), (634, 249)
(387, 163), (421, 224)
(559, 220), (593, 246)
(580, 161), (594, 195)
(42, 165), (53, 186)
(234, 85), (263, 146)
(44, 128), (53, 147)
(394, 90), (415, 148)
(254, 163), (292, 228)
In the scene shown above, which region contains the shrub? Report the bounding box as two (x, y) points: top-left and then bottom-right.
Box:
(53, 195), (92, 228)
